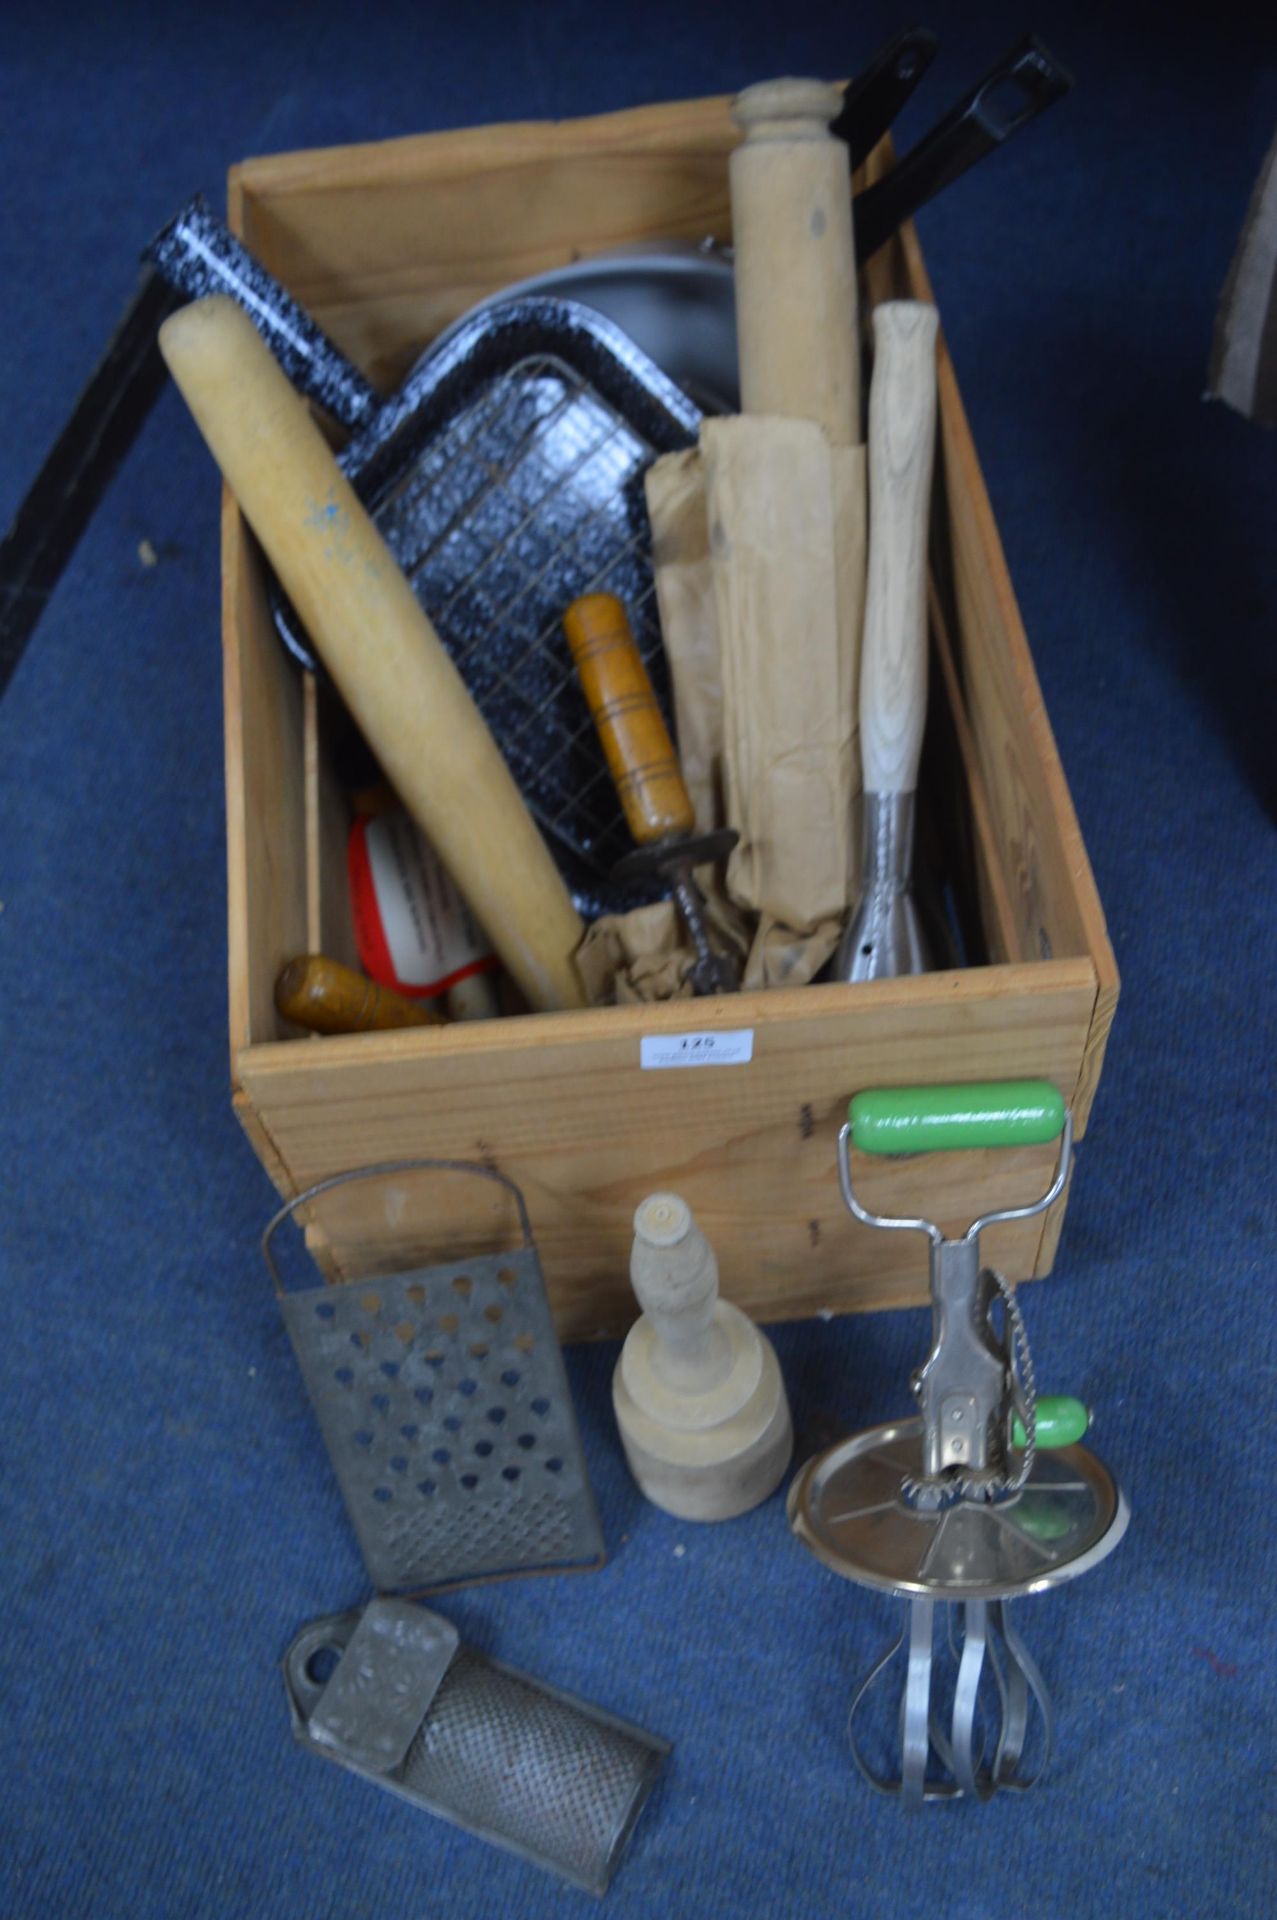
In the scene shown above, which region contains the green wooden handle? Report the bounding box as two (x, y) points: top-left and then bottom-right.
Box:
(1012, 1395), (1089, 1450)
(849, 1081), (1066, 1155)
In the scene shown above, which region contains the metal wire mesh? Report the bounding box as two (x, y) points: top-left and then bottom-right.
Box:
(371, 352), (669, 882)
(402, 1648), (667, 1893)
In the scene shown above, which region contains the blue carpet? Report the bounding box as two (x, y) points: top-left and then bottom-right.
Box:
(2, 3), (1275, 1916)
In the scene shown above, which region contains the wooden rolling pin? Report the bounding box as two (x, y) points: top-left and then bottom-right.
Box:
(708, 76), (866, 943)
(275, 954), (446, 1034)
(159, 296), (586, 1013)
(730, 77), (860, 443)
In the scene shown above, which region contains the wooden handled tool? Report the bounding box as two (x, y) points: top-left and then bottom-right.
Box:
(275, 954), (446, 1035)
(832, 301), (939, 984)
(158, 296), (586, 1014)
(858, 302), (939, 798)
(563, 593), (738, 995)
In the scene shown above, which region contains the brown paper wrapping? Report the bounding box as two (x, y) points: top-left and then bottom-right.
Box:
(644, 449), (724, 833)
(577, 885), (750, 1005)
(703, 415), (864, 929)
(639, 422), (866, 994)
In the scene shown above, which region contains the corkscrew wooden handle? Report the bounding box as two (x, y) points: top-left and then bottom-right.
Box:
(563, 593), (694, 846)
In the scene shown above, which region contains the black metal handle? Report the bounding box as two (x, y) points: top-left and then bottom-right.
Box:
(261, 1157), (535, 1294)
(854, 35), (1074, 263)
(0, 264), (182, 694)
(145, 195), (380, 432)
(832, 26), (940, 168)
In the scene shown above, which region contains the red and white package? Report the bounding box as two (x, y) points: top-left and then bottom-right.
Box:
(348, 811), (498, 1000)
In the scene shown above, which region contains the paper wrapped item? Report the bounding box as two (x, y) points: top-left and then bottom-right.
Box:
(703, 413), (864, 933)
(645, 448), (723, 833)
(643, 421), (866, 990)
(576, 886), (750, 1006)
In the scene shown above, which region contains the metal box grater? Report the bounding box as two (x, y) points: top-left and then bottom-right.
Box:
(263, 1161), (605, 1594)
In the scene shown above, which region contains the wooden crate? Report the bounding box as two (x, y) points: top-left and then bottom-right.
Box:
(220, 94), (1118, 1340)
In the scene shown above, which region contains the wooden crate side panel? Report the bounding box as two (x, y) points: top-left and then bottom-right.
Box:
(230, 1086), (294, 1198)
(221, 501), (309, 1063)
(237, 962), (1096, 1339)
(1072, 972), (1120, 1142)
(232, 97), (739, 390)
(303, 675), (358, 967)
(927, 575), (1020, 965)
(1033, 1158), (1075, 1278)
(934, 368), (1120, 1133)
(894, 220), (1120, 1131)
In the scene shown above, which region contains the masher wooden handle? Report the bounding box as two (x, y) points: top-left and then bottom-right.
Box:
(860, 301), (939, 793)
(275, 954), (446, 1034)
(159, 296), (586, 1013)
(564, 592), (694, 846)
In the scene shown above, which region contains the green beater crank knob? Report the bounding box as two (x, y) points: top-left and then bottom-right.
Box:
(1012, 1395), (1090, 1450)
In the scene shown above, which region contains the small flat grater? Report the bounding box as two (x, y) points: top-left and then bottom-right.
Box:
(284, 1600), (670, 1896)
(262, 1160), (605, 1595)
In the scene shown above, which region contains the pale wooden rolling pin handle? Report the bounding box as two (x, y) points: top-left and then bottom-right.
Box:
(860, 301), (940, 795)
(158, 296), (585, 1013)
(730, 76), (859, 444)
(732, 76), (848, 142)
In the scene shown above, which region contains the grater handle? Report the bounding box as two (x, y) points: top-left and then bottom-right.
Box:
(261, 1157), (535, 1295)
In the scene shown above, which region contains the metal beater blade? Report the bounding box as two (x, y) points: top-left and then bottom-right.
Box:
(849, 1594), (1054, 1806)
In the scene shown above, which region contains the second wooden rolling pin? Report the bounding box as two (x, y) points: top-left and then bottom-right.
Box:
(730, 75), (860, 443)
(159, 296), (586, 1014)
(704, 76), (866, 955)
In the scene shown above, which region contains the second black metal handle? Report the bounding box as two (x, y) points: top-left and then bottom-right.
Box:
(853, 35), (1074, 263)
